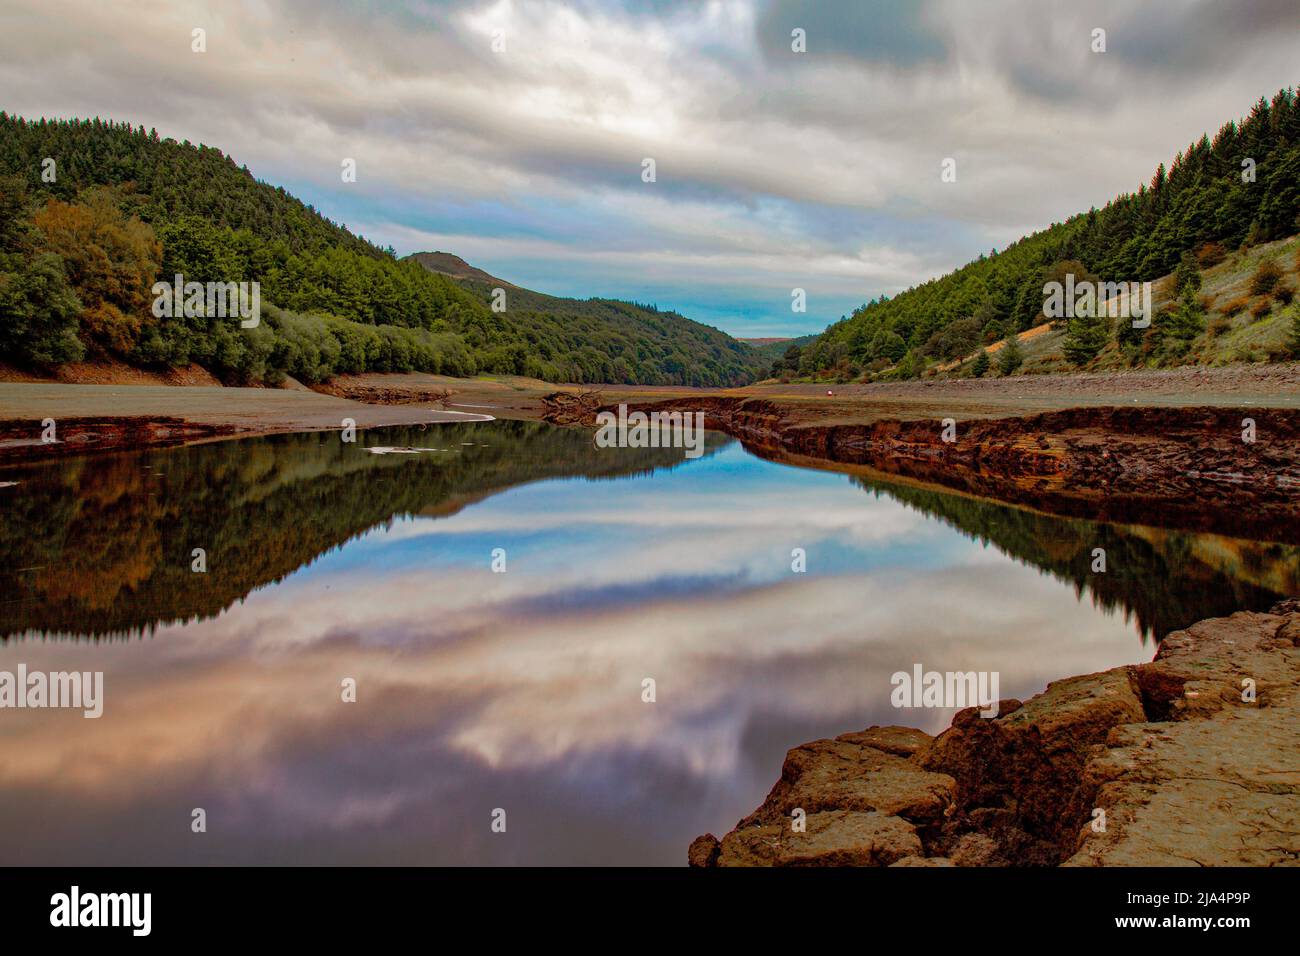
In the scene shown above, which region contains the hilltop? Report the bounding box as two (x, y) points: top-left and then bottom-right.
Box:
(405, 251), (511, 287)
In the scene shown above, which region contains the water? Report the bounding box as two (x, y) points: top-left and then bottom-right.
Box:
(2, 420), (1298, 865)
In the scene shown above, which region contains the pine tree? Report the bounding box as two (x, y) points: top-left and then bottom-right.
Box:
(1063, 307), (1109, 365)
(972, 349), (990, 377)
(1173, 251), (1202, 294)
(1166, 284), (1207, 349)
(998, 336), (1024, 375)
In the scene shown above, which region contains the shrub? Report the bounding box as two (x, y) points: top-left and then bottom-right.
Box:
(1219, 295), (1252, 317)
(1163, 285), (1206, 349)
(891, 349), (925, 380)
(1251, 297), (1273, 319)
(0, 251), (86, 365)
(981, 319), (1005, 344)
(1274, 282), (1294, 306)
(1250, 259), (1283, 296)
(1196, 242), (1227, 268)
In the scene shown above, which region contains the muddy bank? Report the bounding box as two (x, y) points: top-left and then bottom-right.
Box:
(0, 416), (237, 461)
(0, 383), (495, 464)
(310, 378), (454, 405)
(549, 394), (1300, 544)
(689, 599), (1300, 867)
(6, 376), (1300, 544)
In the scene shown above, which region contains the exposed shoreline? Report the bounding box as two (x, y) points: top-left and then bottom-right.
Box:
(687, 599), (1300, 867)
(7, 368), (1300, 542)
(0, 382), (493, 462)
(556, 393), (1300, 544)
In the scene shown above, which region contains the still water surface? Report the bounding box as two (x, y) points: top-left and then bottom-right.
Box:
(2, 421), (1297, 864)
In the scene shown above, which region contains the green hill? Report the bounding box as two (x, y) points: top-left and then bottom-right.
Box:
(796, 87), (1300, 382)
(407, 252), (764, 386)
(747, 333), (818, 374)
(0, 114), (762, 387)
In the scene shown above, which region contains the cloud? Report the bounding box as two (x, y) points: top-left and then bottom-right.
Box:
(1, 0), (1295, 336)
(757, 0), (947, 67)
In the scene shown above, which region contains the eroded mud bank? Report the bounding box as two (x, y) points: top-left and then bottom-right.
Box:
(0, 416), (236, 462)
(548, 394), (1300, 543)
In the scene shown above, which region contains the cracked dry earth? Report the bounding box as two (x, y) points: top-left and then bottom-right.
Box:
(689, 601), (1300, 867)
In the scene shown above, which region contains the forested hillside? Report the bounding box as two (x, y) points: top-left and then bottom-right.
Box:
(412, 260), (763, 386)
(0, 115), (761, 386)
(791, 87), (1300, 381)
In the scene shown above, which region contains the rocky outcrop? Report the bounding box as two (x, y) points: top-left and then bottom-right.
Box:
(691, 601), (1300, 867)
(715, 810), (923, 867)
(688, 726), (956, 867)
(1068, 605), (1300, 866)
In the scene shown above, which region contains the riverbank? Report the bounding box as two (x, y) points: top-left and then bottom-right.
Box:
(561, 394), (1300, 543)
(0, 383), (492, 462)
(5, 367), (1300, 544)
(688, 599), (1300, 867)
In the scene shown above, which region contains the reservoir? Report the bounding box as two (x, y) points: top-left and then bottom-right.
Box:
(1, 421), (1296, 864)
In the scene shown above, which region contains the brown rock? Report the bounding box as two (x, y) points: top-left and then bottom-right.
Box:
(834, 725), (933, 757)
(718, 811), (922, 867)
(695, 606), (1300, 868)
(739, 732), (956, 829)
(687, 833), (720, 868)
(889, 855), (954, 867)
(1067, 610), (1300, 867)
(917, 668), (1146, 854)
(1132, 610), (1300, 720)
(949, 833), (1001, 867)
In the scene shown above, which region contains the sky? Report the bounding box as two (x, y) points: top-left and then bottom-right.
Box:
(1, 0), (1297, 337)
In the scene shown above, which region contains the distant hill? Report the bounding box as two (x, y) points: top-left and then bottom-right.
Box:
(798, 87), (1300, 382)
(406, 252), (766, 385)
(0, 115), (762, 387)
(746, 333), (819, 366)
(406, 251), (511, 287)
